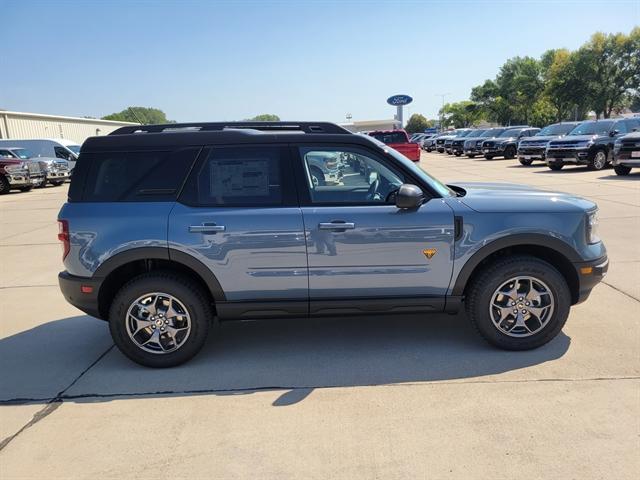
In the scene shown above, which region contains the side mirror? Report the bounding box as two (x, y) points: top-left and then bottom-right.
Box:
(395, 184), (423, 209)
(610, 130), (619, 137)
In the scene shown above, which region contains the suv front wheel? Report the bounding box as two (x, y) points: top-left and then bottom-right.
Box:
(465, 256), (570, 350)
(109, 272), (212, 367)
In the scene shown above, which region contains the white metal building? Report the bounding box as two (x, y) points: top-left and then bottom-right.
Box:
(0, 110), (138, 144)
(340, 119), (401, 133)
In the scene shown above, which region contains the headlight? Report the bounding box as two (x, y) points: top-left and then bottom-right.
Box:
(586, 210), (600, 244)
(613, 139), (622, 154)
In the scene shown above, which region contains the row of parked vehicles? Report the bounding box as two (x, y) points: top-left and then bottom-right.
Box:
(0, 138), (79, 194)
(413, 117), (640, 175)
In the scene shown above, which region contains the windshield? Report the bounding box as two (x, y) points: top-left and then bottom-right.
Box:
(537, 123), (575, 136)
(456, 130), (473, 137)
(366, 136), (453, 197)
(66, 145), (81, 154)
(369, 132), (407, 144)
(483, 128), (506, 137)
(499, 128), (521, 138)
(568, 121), (614, 136)
(11, 148), (34, 159)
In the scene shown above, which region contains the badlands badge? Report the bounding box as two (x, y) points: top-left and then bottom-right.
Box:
(422, 248), (437, 259)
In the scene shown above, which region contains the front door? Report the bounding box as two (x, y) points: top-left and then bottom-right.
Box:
(294, 145), (455, 315)
(169, 145), (308, 318)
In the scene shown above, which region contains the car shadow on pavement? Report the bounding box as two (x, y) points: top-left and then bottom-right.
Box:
(0, 314), (570, 407)
(597, 173), (639, 180)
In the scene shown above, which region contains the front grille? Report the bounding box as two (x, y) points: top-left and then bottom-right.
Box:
(547, 149), (576, 157)
(27, 163), (41, 174)
(519, 147), (545, 154)
(483, 141), (495, 148)
(520, 140), (548, 147)
(436, 139), (445, 145)
(550, 141), (581, 147)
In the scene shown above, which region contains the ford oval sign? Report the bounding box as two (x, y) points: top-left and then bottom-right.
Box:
(387, 94), (413, 106)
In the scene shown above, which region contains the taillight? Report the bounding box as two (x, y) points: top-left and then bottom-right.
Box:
(57, 219), (70, 260)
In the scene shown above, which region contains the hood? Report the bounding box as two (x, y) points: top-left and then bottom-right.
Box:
(450, 182), (595, 213)
(519, 135), (558, 143)
(549, 134), (599, 145)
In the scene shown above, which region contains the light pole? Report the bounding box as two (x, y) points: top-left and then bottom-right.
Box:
(435, 92), (450, 131)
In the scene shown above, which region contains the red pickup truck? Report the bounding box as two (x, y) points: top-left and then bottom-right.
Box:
(367, 129), (421, 162)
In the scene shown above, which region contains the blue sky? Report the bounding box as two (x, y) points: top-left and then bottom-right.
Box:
(1, 0), (638, 123)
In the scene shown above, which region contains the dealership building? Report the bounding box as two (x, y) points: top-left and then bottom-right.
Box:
(0, 110), (138, 144)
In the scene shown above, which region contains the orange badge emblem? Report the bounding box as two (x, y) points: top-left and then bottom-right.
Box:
(422, 248), (437, 259)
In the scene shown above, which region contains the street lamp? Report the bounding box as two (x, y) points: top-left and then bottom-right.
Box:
(435, 93), (450, 131)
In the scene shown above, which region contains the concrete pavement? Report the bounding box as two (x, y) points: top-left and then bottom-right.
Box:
(0, 153), (638, 479)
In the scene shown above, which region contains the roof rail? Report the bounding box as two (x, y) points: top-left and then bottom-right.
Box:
(109, 121), (352, 136)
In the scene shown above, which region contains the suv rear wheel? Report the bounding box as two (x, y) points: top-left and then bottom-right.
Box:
(109, 272), (212, 367)
(614, 165), (631, 176)
(548, 162), (564, 171)
(465, 256), (570, 350)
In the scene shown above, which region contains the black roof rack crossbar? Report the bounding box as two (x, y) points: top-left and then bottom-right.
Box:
(109, 121), (352, 136)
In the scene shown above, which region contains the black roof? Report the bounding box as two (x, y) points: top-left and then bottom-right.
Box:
(83, 121), (371, 152)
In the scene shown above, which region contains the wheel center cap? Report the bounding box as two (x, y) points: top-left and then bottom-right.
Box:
(155, 319), (164, 327)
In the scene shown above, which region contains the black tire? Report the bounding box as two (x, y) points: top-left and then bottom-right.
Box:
(588, 149), (607, 171)
(484, 154), (494, 160)
(454, 152), (462, 157)
(19, 186), (33, 192)
(309, 166), (325, 186)
(109, 271), (212, 368)
(36, 177), (48, 188)
(0, 176), (9, 195)
(614, 165), (631, 176)
(465, 255), (570, 350)
(51, 180), (65, 186)
(519, 158), (533, 166)
(504, 145), (516, 159)
(548, 163), (564, 171)
(466, 154), (475, 159)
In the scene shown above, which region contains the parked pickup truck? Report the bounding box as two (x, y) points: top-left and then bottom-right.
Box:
(368, 130), (421, 161)
(0, 157), (41, 194)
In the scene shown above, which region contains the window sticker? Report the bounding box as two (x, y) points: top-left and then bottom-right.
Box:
(210, 159), (269, 197)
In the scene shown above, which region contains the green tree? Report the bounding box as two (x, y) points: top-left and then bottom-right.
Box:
(439, 101), (485, 128)
(102, 107), (173, 124)
(578, 29), (640, 118)
(404, 113), (434, 134)
(246, 114), (280, 121)
(529, 97), (558, 127)
(543, 49), (590, 121)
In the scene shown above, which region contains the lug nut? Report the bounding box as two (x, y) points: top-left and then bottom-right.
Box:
(160, 327), (164, 331)
(522, 309), (527, 314)
(152, 325), (156, 329)
(513, 309), (518, 314)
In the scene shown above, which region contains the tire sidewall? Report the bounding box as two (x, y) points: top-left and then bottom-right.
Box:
(109, 273), (211, 367)
(467, 258), (570, 350)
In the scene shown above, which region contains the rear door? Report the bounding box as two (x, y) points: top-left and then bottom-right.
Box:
(168, 144), (308, 318)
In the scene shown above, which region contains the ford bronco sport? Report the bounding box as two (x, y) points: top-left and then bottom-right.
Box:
(58, 122), (608, 367)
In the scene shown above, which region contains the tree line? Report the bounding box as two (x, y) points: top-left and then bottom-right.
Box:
(406, 28), (639, 133)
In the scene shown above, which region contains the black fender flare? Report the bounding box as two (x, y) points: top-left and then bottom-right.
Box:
(94, 246), (226, 302)
(451, 233), (581, 296)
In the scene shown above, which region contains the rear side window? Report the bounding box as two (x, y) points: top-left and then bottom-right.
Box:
(79, 147), (200, 202)
(180, 145), (293, 207)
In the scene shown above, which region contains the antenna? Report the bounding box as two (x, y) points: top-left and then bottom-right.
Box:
(127, 107), (145, 125)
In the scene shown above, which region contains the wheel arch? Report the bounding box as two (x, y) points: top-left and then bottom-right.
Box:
(452, 234), (581, 305)
(94, 247), (225, 320)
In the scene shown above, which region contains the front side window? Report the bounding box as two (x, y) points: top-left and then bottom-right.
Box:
(569, 121), (614, 136)
(300, 146), (405, 204)
(182, 145), (286, 207)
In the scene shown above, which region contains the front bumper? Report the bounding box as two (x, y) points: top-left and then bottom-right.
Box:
(482, 146), (506, 155)
(573, 255), (608, 304)
(6, 172), (32, 186)
(59, 271), (104, 319)
(47, 170), (70, 180)
(545, 147), (591, 165)
(518, 147), (546, 160)
(612, 151), (640, 167)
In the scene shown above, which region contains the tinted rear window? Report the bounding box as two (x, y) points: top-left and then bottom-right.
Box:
(368, 132), (407, 144)
(76, 148), (200, 202)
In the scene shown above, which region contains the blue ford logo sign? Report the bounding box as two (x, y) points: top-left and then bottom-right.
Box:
(387, 94), (413, 106)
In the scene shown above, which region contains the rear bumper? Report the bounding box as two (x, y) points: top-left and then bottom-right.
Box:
(573, 255), (608, 304)
(59, 271), (104, 319)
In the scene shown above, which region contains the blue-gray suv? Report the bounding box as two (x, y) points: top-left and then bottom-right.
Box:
(58, 122), (608, 367)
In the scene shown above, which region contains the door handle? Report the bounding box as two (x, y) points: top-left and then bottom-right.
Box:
(189, 223), (226, 233)
(318, 222), (355, 231)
